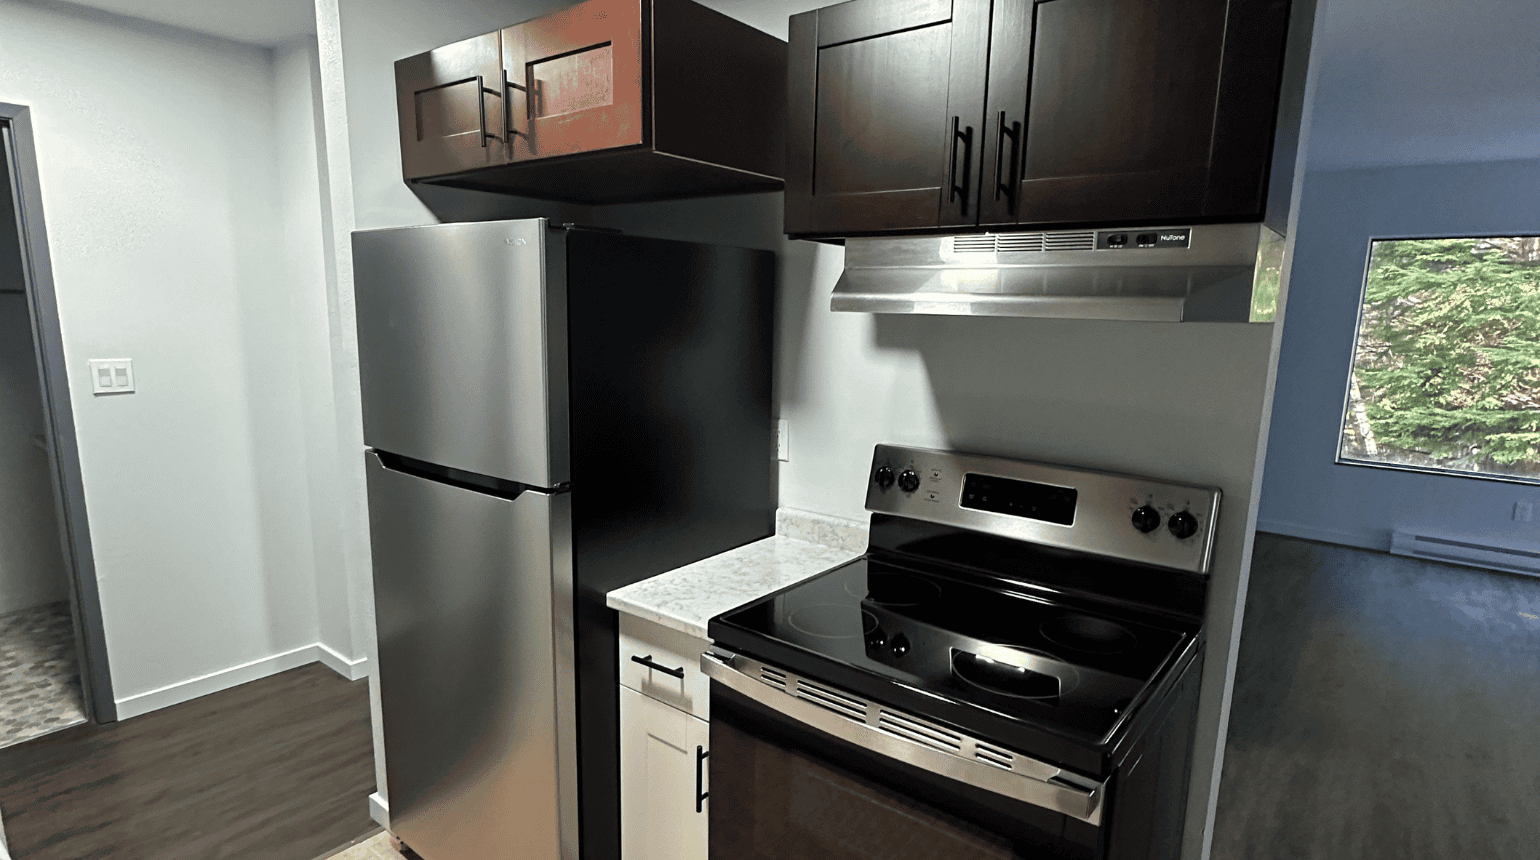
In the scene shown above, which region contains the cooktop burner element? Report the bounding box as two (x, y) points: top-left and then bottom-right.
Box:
(1040, 615), (1139, 654)
(787, 604), (879, 639)
(716, 556), (1182, 740)
(953, 648), (1079, 699)
(847, 570), (944, 606)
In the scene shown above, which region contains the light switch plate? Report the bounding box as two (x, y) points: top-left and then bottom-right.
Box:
(775, 419), (789, 461)
(89, 358), (135, 395)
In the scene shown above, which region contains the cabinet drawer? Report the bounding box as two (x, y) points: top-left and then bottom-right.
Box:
(619, 614), (711, 719)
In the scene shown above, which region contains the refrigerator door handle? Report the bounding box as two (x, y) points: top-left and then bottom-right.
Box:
(372, 449), (541, 499)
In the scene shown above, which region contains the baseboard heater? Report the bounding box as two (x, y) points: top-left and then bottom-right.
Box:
(1389, 530), (1540, 578)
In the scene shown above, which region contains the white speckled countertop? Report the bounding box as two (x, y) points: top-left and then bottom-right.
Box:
(606, 509), (867, 640)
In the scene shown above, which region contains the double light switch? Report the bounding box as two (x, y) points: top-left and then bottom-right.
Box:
(89, 358), (135, 395)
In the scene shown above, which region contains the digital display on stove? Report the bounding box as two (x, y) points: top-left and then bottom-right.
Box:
(960, 473), (1077, 525)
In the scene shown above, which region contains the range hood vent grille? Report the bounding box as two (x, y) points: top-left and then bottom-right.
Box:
(952, 235), (1000, 253)
(833, 223), (1284, 323)
(949, 232), (1097, 254)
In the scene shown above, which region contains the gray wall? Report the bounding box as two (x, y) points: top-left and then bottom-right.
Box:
(1212, 533), (1540, 858)
(1255, 159), (1540, 550)
(0, 161), (69, 616)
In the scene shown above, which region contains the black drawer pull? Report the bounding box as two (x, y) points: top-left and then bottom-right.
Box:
(630, 654), (685, 679)
(695, 746), (710, 812)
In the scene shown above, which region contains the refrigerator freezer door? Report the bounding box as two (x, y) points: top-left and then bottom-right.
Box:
(367, 451), (578, 860)
(354, 219), (569, 488)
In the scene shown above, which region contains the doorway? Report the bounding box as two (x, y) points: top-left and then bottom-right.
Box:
(0, 103), (114, 745)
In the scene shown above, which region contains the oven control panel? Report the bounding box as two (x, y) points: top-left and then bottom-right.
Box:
(865, 444), (1221, 575)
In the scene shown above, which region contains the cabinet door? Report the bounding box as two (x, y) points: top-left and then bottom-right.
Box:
(395, 32), (508, 179)
(982, 0), (1234, 227)
(503, 0), (645, 163)
(620, 687), (709, 860)
(785, 0), (991, 235)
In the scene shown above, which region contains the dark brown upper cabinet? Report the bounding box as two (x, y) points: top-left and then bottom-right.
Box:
(396, 32), (509, 180)
(396, 0), (787, 205)
(504, 0), (645, 163)
(784, 0), (991, 236)
(786, 0), (1294, 238)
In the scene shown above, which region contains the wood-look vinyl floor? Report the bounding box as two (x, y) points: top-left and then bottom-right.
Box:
(318, 831), (406, 860)
(0, 663), (376, 860)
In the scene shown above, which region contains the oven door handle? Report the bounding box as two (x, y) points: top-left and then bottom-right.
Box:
(701, 650), (1104, 826)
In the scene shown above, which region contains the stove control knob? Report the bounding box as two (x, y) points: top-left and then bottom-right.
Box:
(890, 633), (910, 658)
(1131, 505), (1161, 533)
(874, 465), (895, 489)
(1168, 511), (1199, 540)
(897, 470), (921, 493)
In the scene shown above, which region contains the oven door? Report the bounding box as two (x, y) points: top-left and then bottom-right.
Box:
(703, 650), (1104, 860)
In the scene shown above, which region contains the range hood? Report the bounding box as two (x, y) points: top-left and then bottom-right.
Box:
(830, 223), (1283, 323)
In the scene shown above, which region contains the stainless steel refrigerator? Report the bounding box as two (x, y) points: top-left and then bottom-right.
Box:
(353, 219), (774, 860)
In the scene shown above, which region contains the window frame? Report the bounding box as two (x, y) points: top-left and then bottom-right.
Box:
(1334, 231), (1540, 488)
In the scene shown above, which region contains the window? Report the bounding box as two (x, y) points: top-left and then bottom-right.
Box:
(1339, 236), (1540, 483)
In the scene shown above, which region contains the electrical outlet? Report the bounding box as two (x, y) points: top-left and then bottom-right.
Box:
(1515, 500), (1534, 523)
(775, 419), (789, 461)
(88, 358), (135, 395)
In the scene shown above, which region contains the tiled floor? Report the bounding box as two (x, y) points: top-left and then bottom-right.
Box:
(0, 601), (86, 749)
(321, 831), (407, 860)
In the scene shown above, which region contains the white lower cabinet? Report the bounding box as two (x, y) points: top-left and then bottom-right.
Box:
(619, 685), (709, 860)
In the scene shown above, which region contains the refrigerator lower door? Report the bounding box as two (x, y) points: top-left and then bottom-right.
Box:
(367, 451), (577, 860)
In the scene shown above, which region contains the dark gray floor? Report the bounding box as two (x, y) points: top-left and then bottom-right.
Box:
(0, 662), (375, 860)
(1211, 533), (1540, 859)
(0, 601), (86, 748)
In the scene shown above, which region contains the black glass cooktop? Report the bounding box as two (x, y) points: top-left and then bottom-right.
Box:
(711, 555), (1193, 743)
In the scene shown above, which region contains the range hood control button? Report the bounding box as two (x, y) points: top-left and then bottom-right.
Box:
(897, 470), (920, 493)
(1168, 511), (1199, 540)
(1131, 505), (1161, 533)
(874, 465), (895, 489)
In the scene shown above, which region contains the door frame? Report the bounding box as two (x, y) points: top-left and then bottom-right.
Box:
(1, 102), (116, 724)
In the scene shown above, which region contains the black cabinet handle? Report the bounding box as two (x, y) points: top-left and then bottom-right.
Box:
(695, 746), (710, 813)
(948, 117), (973, 210)
(994, 111), (1021, 212)
(630, 654), (685, 679)
(475, 75), (502, 146)
(502, 69), (527, 139)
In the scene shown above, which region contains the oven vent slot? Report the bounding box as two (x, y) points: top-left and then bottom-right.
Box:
(758, 666), (788, 691)
(975, 741), (1016, 771)
(793, 679), (869, 721)
(877, 710), (963, 754)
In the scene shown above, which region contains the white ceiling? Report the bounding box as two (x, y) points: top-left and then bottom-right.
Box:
(53, 0), (317, 47)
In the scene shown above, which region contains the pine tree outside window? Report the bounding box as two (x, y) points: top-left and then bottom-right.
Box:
(1339, 236), (1540, 483)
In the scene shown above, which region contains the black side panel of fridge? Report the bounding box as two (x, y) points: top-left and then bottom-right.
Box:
(564, 229), (776, 860)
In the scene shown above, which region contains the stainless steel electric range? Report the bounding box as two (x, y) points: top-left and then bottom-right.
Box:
(703, 444), (1219, 860)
